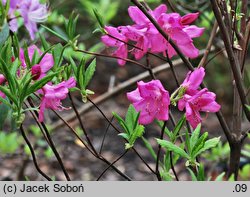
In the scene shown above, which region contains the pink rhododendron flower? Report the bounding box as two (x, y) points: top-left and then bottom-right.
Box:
(178, 68), (220, 128)
(178, 88), (221, 128)
(101, 4), (204, 65)
(181, 67), (205, 94)
(3, 0), (48, 40)
(101, 26), (129, 66)
(158, 13), (204, 58)
(19, 0), (48, 40)
(38, 77), (76, 122)
(19, 45), (54, 80)
(127, 80), (170, 125)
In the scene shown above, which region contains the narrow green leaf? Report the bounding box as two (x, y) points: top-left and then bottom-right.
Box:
(118, 133), (129, 141)
(187, 168), (198, 181)
(26, 72), (57, 96)
(12, 33), (19, 57)
(39, 33), (50, 50)
(185, 130), (191, 154)
(129, 125), (144, 146)
(156, 139), (190, 159)
(125, 104), (137, 134)
(142, 137), (157, 160)
(194, 137), (221, 157)
(173, 115), (186, 137)
(0, 58), (17, 95)
(0, 96), (12, 108)
(0, 86), (17, 106)
(215, 172), (225, 181)
(52, 43), (64, 68)
(77, 58), (85, 89)
(9, 58), (19, 76)
(41, 25), (68, 42)
(23, 43), (32, 68)
(190, 124), (201, 150)
(93, 8), (105, 28)
(112, 112), (129, 134)
(0, 22), (9, 46)
(191, 132), (208, 158)
(84, 58), (96, 88)
(197, 164), (205, 181)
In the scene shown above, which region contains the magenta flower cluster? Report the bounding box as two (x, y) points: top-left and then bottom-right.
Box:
(2, 0), (48, 39)
(0, 45), (76, 122)
(102, 4), (204, 66)
(127, 68), (221, 128)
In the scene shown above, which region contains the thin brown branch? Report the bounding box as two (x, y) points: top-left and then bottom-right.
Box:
(20, 125), (52, 181)
(198, 21), (218, 68)
(210, 0), (250, 122)
(97, 150), (129, 181)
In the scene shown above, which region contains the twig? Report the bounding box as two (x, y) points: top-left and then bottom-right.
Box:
(170, 152), (179, 181)
(99, 116), (114, 154)
(20, 125), (52, 181)
(52, 108), (132, 180)
(76, 49), (149, 70)
(156, 121), (167, 181)
(68, 93), (98, 156)
(27, 99), (71, 181)
(198, 21), (218, 68)
(97, 150), (129, 181)
(210, 0), (250, 121)
(87, 97), (157, 175)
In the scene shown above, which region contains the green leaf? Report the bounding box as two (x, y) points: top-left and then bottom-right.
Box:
(125, 105), (137, 134)
(118, 133), (129, 141)
(187, 168), (198, 181)
(9, 58), (19, 76)
(194, 137), (221, 157)
(173, 115), (186, 137)
(52, 43), (64, 69)
(0, 22), (9, 46)
(23, 43), (32, 68)
(0, 56), (17, 95)
(39, 33), (50, 50)
(197, 164), (205, 181)
(113, 112), (129, 134)
(245, 104), (250, 111)
(84, 58), (96, 88)
(185, 130), (191, 154)
(156, 139), (190, 159)
(215, 172), (226, 181)
(190, 124), (201, 150)
(0, 85), (18, 106)
(142, 137), (157, 160)
(76, 58), (85, 89)
(93, 8), (105, 29)
(41, 25), (68, 42)
(12, 33), (19, 57)
(26, 72), (57, 96)
(191, 132), (208, 158)
(128, 124), (144, 148)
